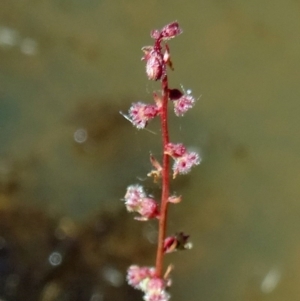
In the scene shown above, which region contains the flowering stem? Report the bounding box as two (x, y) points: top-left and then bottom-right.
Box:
(155, 74), (170, 277)
(124, 22), (200, 301)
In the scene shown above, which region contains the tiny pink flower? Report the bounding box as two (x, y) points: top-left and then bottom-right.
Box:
(125, 184), (146, 200)
(135, 197), (159, 221)
(173, 151), (200, 177)
(160, 22), (182, 40)
(143, 278), (170, 301)
(129, 102), (159, 129)
(165, 143), (200, 177)
(123, 184), (159, 221)
(145, 278), (165, 291)
(127, 265), (156, 289)
(165, 143), (187, 158)
(124, 184), (146, 211)
(127, 266), (171, 301)
(172, 94), (195, 116)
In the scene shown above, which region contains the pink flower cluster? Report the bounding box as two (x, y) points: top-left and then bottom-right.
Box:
(123, 185), (159, 221)
(172, 93), (195, 116)
(129, 102), (159, 129)
(127, 265), (171, 301)
(165, 143), (200, 178)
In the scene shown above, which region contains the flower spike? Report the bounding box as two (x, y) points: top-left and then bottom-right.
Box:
(124, 22), (199, 301)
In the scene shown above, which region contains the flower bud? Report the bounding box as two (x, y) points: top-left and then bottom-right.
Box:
(146, 50), (163, 81)
(161, 22), (182, 40)
(163, 232), (192, 254)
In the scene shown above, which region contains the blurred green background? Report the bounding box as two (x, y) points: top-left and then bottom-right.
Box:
(0, 0), (300, 300)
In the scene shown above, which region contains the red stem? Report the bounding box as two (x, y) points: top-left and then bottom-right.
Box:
(155, 73), (170, 277)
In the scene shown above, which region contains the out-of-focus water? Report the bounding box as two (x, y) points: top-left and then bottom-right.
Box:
(1, 0), (300, 300)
